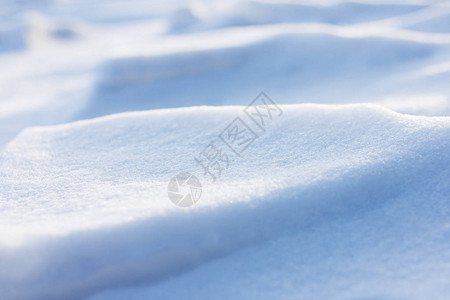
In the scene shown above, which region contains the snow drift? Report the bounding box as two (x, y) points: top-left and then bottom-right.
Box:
(80, 24), (450, 119)
(2, 0), (450, 149)
(1, 104), (449, 300)
(2, 1), (450, 299)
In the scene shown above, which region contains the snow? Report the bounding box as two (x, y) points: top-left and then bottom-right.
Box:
(1, 0), (450, 299)
(1, 104), (450, 300)
(2, 0), (450, 149)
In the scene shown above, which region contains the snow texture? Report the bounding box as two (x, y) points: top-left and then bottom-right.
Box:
(1, 104), (450, 300)
(1, 0), (450, 299)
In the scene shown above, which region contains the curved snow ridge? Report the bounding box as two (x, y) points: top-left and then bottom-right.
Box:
(170, 0), (425, 32)
(361, 1), (450, 29)
(82, 29), (446, 118)
(196, 22), (450, 45)
(1, 104), (450, 300)
(101, 31), (438, 87)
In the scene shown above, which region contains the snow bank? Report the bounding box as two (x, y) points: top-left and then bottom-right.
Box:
(81, 26), (450, 119)
(2, 0), (450, 149)
(1, 104), (450, 300)
(176, 1), (424, 32)
(2, 1), (450, 299)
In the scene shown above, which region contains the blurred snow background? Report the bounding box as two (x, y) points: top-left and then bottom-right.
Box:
(1, 0), (450, 148)
(1, 0), (450, 299)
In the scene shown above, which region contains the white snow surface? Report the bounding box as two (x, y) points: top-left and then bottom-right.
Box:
(2, 0), (450, 148)
(2, 0), (450, 299)
(1, 104), (450, 300)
